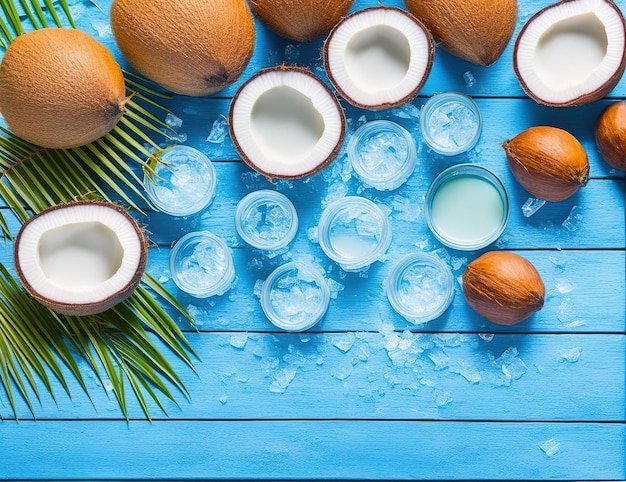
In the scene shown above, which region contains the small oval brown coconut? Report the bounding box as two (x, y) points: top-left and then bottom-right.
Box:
(0, 28), (126, 149)
(502, 126), (590, 202)
(514, 0), (626, 107)
(403, 0), (517, 66)
(111, 0), (255, 96)
(229, 66), (346, 180)
(14, 201), (148, 316)
(595, 101), (626, 170)
(462, 251), (545, 326)
(323, 6), (434, 110)
(249, 0), (354, 42)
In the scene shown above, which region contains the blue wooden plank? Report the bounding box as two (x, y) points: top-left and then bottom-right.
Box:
(2, 333), (623, 421)
(1, 420), (623, 480)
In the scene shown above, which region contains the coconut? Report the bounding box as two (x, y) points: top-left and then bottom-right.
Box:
(110, 0), (255, 96)
(228, 66), (345, 180)
(0, 28), (126, 149)
(248, 0), (354, 42)
(14, 201), (148, 316)
(323, 6), (434, 110)
(403, 0), (517, 66)
(513, 0), (626, 107)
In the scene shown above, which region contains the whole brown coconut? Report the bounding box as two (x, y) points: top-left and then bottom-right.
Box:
(595, 101), (626, 171)
(248, 0), (354, 42)
(462, 251), (545, 326)
(403, 0), (517, 66)
(111, 0), (255, 96)
(502, 126), (590, 202)
(0, 28), (127, 149)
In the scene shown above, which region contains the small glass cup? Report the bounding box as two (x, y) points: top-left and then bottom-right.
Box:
(386, 252), (455, 324)
(318, 196), (392, 272)
(420, 92), (482, 156)
(144, 145), (217, 216)
(169, 231), (235, 298)
(425, 164), (510, 251)
(347, 120), (417, 190)
(260, 262), (330, 332)
(235, 190), (298, 251)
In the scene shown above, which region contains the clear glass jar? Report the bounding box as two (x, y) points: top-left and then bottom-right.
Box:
(169, 231), (235, 298)
(347, 120), (417, 190)
(386, 252), (455, 324)
(425, 164), (510, 251)
(260, 262), (330, 332)
(235, 190), (298, 251)
(420, 92), (482, 156)
(318, 196), (392, 272)
(144, 145), (217, 216)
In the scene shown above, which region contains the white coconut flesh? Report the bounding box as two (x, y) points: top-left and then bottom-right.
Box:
(325, 8), (432, 108)
(516, 0), (625, 105)
(230, 68), (344, 178)
(16, 203), (143, 307)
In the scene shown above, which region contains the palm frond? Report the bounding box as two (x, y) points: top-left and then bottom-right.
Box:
(0, 263), (196, 421)
(0, 0), (198, 422)
(0, 0), (75, 45)
(0, 88), (172, 239)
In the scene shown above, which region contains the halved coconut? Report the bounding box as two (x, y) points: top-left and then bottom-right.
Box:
(323, 6), (434, 110)
(14, 201), (147, 316)
(514, 0), (626, 107)
(228, 66), (346, 180)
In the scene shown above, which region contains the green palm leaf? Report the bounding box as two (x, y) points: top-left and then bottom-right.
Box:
(0, 1), (198, 420)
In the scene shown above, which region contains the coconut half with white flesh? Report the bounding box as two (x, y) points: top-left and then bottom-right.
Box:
(514, 0), (626, 107)
(14, 201), (147, 316)
(229, 66), (346, 180)
(323, 6), (434, 110)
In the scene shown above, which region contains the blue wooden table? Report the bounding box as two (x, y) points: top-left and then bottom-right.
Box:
(1, 0), (625, 480)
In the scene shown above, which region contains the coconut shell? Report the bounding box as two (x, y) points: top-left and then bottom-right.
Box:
(502, 126), (590, 202)
(111, 0), (255, 96)
(462, 251), (545, 326)
(513, 0), (626, 107)
(14, 201), (148, 317)
(249, 0), (354, 42)
(595, 101), (626, 171)
(0, 28), (126, 149)
(403, 0), (517, 66)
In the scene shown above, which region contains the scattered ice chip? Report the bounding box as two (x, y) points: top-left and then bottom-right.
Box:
(450, 360), (481, 384)
(269, 366), (297, 393)
(92, 21), (112, 38)
(521, 197), (546, 218)
(434, 389), (453, 407)
(165, 112), (184, 129)
(478, 333), (494, 342)
(554, 278), (575, 294)
(559, 346), (582, 363)
(549, 250), (568, 270)
(285, 44), (300, 62)
(557, 298), (575, 324)
(562, 205), (583, 232)
(229, 333), (249, 350)
(327, 278), (345, 299)
(539, 438), (561, 457)
(332, 332), (356, 353)
(219, 395), (228, 404)
(207, 117), (228, 144)
(463, 71), (476, 88)
(498, 347), (527, 381)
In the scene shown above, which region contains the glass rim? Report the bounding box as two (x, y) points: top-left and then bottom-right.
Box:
(419, 91), (482, 156)
(169, 231), (235, 297)
(317, 196), (392, 271)
(424, 163), (510, 251)
(144, 145), (217, 217)
(386, 252), (455, 324)
(235, 189), (299, 251)
(347, 120), (417, 189)
(260, 261), (330, 332)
